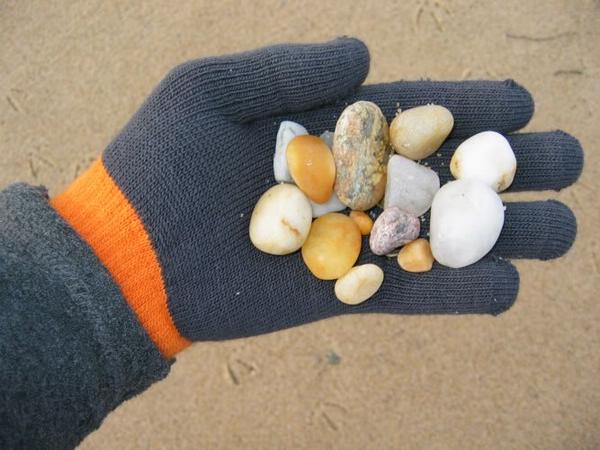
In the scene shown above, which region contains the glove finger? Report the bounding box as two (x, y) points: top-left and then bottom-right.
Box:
(272, 79), (534, 137)
(347, 254), (519, 316)
(423, 131), (583, 192)
(418, 200), (577, 260)
(174, 37), (369, 123)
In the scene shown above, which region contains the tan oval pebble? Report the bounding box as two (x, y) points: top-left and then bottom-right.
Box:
(335, 264), (384, 305)
(349, 210), (373, 235)
(287, 135), (336, 203)
(333, 101), (390, 211)
(390, 104), (454, 160)
(301, 213), (361, 280)
(397, 238), (434, 273)
(249, 184), (312, 255)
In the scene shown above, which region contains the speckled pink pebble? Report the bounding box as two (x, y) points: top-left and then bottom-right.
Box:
(369, 206), (420, 255)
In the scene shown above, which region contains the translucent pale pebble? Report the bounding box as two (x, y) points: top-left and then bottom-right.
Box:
(384, 154), (440, 216)
(319, 130), (334, 148)
(450, 131), (517, 192)
(249, 184), (312, 255)
(334, 264), (384, 305)
(310, 192), (346, 218)
(301, 213), (362, 280)
(274, 121), (308, 182)
(390, 104), (454, 160)
(397, 238), (434, 272)
(369, 206), (420, 256)
(430, 179), (504, 268)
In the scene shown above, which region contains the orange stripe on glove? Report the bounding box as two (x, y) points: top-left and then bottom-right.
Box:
(51, 159), (190, 358)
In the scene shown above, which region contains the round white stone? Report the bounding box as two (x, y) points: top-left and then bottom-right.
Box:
(249, 184), (312, 255)
(430, 179), (504, 268)
(450, 131), (516, 192)
(273, 121), (308, 183)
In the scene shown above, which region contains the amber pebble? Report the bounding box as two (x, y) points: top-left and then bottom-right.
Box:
(287, 135), (336, 204)
(301, 213), (362, 280)
(397, 238), (434, 273)
(349, 211), (373, 235)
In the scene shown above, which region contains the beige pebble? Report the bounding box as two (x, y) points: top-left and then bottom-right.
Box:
(301, 213), (361, 280)
(389, 104), (454, 160)
(287, 135), (336, 203)
(397, 238), (434, 272)
(334, 264), (384, 305)
(249, 184), (312, 255)
(349, 210), (373, 235)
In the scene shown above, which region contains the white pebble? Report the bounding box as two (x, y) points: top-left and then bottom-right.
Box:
(310, 192), (346, 218)
(384, 155), (440, 216)
(249, 184), (312, 255)
(450, 131), (516, 192)
(273, 121), (308, 182)
(430, 179), (504, 268)
(319, 130), (334, 148)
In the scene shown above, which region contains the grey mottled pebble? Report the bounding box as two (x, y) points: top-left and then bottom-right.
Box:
(369, 206), (420, 255)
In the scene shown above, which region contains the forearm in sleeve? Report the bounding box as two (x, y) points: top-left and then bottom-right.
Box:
(0, 183), (171, 450)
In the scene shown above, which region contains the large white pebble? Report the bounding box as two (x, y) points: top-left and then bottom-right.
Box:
(430, 179), (504, 268)
(384, 154), (440, 216)
(274, 121), (308, 182)
(450, 131), (517, 192)
(249, 184), (312, 255)
(334, 264), (384, 305)
(310, 192), (346, 218)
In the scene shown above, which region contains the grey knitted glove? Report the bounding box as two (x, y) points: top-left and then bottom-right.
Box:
(54, 37), (582, 347)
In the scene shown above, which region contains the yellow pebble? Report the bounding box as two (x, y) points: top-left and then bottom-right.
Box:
(349, 210), (373, 235)
(397, 238), (434, 272)
(301, 213), (361, 280)
(287, 135), (336, 204)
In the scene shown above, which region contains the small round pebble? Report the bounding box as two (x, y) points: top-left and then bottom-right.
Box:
(369, 206), (420, 256)
(301, 213), (362, 280)
(349, 210), (373, 235)
(287, 135), (336, 203)
(450, 131), (516, 192)
(397, 238), (434, 272)
(390, 104), (454, 160)
(249, 184), (312, 255)
(334, 264), (384, 305)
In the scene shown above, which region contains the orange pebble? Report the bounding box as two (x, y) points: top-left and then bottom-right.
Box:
(349, 210), (374, 235)
(287, 135), (336, 204)
(397, 238), (434, 273)
(301, 213), (361, 280)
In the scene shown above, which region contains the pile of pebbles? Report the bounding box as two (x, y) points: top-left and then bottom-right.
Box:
(249, 101), (516, 305)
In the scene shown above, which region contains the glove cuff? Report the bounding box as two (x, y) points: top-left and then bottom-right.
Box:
(51, 159), (190, 357)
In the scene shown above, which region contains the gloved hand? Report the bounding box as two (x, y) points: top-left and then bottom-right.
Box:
(51, 37), (582, 358)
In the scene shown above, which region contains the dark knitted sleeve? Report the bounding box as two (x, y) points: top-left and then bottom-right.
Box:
(0, 184), (171, 450)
